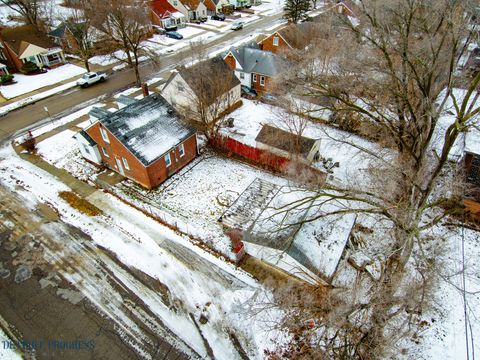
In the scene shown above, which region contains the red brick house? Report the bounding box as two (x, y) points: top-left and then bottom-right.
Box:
(258, 23), (317, 55)
(223, 42), (288, 94)
(82, 94), (197, 189)
(0, 25), (65, 72)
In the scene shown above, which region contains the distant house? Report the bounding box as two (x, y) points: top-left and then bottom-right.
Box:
(255, 124), (321, 164)
(0, 25), (66, 72)
(48, 21), (89, 53)
(150, 0), (187, 28)
(169, 0), (207, 21)
(223, 42), (288, 93)
(82, 94), (197, 189)
(258, 23), (319, 55)
(219, 178), (357, 284)
(162, 57), (241, 123)
(204, 0), (230, 13)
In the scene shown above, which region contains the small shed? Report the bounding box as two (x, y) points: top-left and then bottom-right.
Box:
(255, 124), (321, 163)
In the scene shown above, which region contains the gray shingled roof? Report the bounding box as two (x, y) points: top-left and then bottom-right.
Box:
(89, 107), (110, 119)
(226, 43), (288, 77)
(98, 94), (195, 166)
(116, 95), (138, 106)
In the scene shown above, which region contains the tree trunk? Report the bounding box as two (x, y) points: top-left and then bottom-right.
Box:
(84, 58), (90, 72)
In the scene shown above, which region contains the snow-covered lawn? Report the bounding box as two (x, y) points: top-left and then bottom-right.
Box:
(119, 154), (290, 256)
(0, 64), (86, 99)
(177, 26), (205, 38)
(36, 129), (100, 182)
(0, 144), (285, 359)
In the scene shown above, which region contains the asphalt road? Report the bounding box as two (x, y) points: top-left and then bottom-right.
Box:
(0, 12), (284, 140)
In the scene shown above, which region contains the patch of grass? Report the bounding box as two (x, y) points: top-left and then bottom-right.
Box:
(58, 191), (102, 216)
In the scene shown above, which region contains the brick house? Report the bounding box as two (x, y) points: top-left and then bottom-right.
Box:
(81, 94), (197, 189)
(48, 21), (89, 53)
(258, 23), (319, 56)
(223, 42), (287, 93)
(204, 0), (230, 14)
(0, 25), (66, 72)
(150, 0), (187, 29)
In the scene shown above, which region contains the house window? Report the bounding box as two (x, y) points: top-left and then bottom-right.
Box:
(273, 36), (279, 46)
(260, 76), (265, 86)
(177, 83), (185, 92)
(122, 157), (130, 170)
(173, 0), (178, 5)
(100, 127), (110, 143)
(102, 147), (109, 157)
(253, 74), (257, 82)
(178, 143), (185, 157)
(165, 153), (172, 167)
(240, 72), (245, 79)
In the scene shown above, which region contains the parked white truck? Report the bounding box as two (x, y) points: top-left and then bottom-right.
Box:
(76, 72), (107, 88)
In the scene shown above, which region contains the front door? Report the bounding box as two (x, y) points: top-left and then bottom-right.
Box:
(115, 158), (125, 176)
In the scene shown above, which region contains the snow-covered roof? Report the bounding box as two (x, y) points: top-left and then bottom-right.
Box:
(98, 94), (195, 166)
(220, 178), (356, 281)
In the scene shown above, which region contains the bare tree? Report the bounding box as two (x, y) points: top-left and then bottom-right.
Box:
(0, 0), (41, 27)
(172, 53), (241, 140)
(88, 0), (152, 86)
(56, 0), (96, 71)
(261, 0), (480, 357)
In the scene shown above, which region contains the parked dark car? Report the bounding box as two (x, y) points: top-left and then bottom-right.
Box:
(165, 31), (183, 40)
(241, 85), (257, 99)
(211, 13), (226, 21)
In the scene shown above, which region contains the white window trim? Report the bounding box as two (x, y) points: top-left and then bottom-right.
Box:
(102, 147), (109, 158)
(273, 36), (279, 46)
(253, 74), (257, 82)
(239, 72), (245, 79)
(100, 127), (110, 143)
(165, 153), (172, 167)
(122, 157), (130, 170)
(260, 76), (265, 86)
(178, 143), (185, 157)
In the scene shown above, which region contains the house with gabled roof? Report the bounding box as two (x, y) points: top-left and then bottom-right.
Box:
(0, 25), (66, 72)
(168, 0), (207, 21)
(161, 56), (241, 123)
(48, 21), (89, 53)
(258, 23), (319, 56)
(80, 93), (198, 189)
(150, 0), (187, 29)
(223, 41), (288, 93)
(204, 0), (230, 13)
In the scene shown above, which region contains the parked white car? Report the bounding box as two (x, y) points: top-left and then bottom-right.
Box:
(77, 72), (107, 88)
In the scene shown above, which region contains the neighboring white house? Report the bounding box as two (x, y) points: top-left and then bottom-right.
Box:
(73, 130), (103, 165)
(168, 0), (207, 21)
(162, 57), (241, 123)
